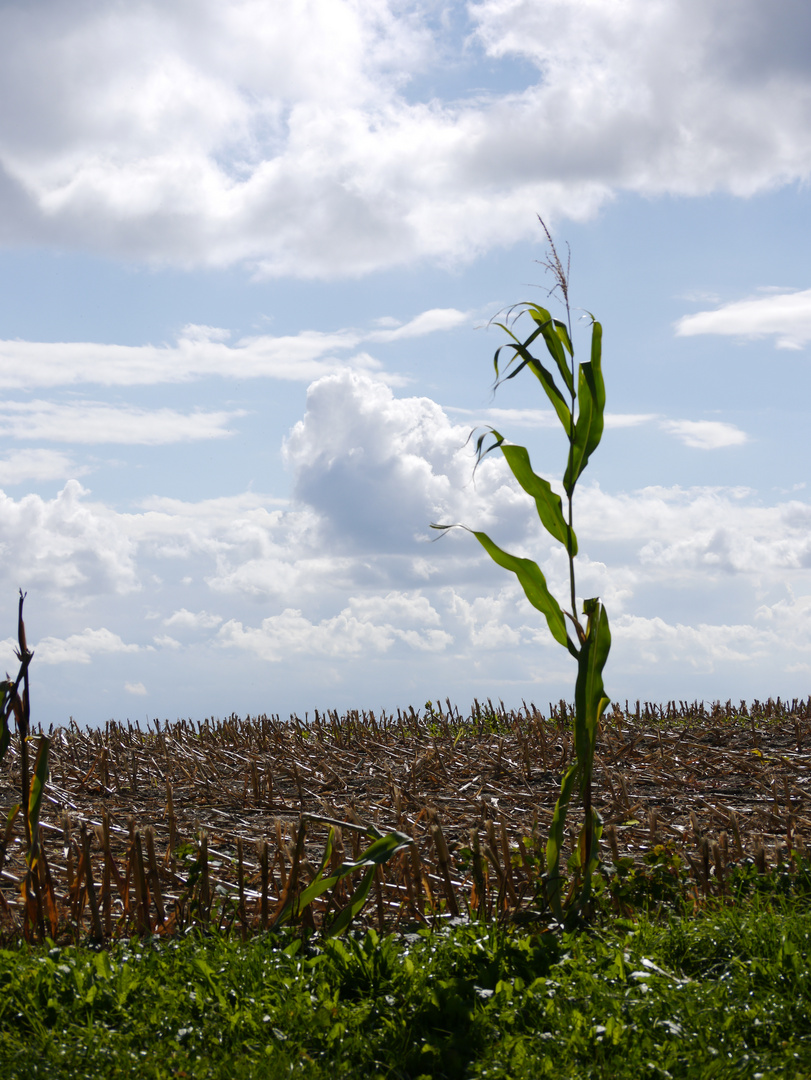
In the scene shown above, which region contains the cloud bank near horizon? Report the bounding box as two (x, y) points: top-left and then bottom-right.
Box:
(1, 372), (809, 710)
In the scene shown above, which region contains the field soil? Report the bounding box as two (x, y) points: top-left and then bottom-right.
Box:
(1, 699), (809, 936)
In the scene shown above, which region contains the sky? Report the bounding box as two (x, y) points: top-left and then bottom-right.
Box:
(1, 0), (811, 727)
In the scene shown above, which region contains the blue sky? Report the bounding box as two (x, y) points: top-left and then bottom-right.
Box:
(2, 0), (811, 726)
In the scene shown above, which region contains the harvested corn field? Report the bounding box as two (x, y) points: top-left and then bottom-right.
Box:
(1, 696), (810, 942)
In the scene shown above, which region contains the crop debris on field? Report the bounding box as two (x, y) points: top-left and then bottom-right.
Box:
(2, 681), (810, 940)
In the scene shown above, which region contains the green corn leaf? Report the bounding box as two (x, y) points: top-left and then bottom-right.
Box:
(26, 735), (49, 865)
(498, 440), (578, 555)
(325, 863), (377, 938)
(527, 305), (575, 398)
(283, 826), (336, 915)
(274, 827), (412, 928)
(545, 760), (581, 921)
(563, 321), (605, 494)
(574, 597), (611, 793)
(493, 333), (572, 432)
(469, 529), (576, 655)
(322, 830), (414, 936)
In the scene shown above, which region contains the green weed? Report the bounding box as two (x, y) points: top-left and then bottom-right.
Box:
(2, 894), (811, 1079)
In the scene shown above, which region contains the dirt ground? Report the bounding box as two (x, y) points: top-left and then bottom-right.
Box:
(1, 698), (809, 934)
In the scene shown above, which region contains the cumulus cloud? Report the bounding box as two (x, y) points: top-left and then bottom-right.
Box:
(611, 614), (766, 672)
(0, 480), (139, 596)
(163, 608), (223, 630)
(283, 369), (537, 553)
(675, 288), (811, 350)
(0, 400), (244, 443)
(35, 627), (140, 665)
(218, 591), (453, 662)
(124, 681), (148, 695)
(0, 372), (808, 709)
(577, 484), (811, 580)
(0, 1), (809, 275)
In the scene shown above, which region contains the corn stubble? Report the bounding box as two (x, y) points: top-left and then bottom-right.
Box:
(1, 663), (810, 942)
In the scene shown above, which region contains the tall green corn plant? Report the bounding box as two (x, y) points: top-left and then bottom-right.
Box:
(434, 221), (610, 922)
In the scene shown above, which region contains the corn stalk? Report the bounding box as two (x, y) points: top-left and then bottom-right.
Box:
(433, 221), (610, 922)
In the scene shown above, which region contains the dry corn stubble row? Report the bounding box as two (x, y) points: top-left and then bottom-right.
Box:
(1, 696), (810, 940)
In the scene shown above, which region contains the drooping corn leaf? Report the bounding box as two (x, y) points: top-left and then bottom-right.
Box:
(472, 429), (576, 554)
(470, 530), (575, 655)
(493, 329), (572, 432)
(498, 440), (577, 555)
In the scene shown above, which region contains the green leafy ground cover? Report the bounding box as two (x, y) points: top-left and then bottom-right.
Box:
(2, 877), (810, 1080)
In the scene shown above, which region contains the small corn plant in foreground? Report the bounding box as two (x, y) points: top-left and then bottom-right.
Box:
(0, 591), (51, 940)
(434, 221), (610, 922)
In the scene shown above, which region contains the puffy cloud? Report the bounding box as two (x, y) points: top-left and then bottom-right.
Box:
(675, 288), (811, 350)
(0, 372), (809, 711)
(0, 1), (809, 275)
(124, 681), (148, 695)
(217, 591), (453, 662)
(610, 614), (766, 673)
(0, 480), (139, 596)
(577, 484), (811, 580)
(35, 627), (140, 665)
(163, 608), (223, 630)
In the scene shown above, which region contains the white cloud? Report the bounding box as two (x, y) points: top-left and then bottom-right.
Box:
(152, 635), (181, 650)
(0, 1), (809, 275)
(611, 614), (766, 671)
(35, 627), (140, 665)
(0, 308), (466, 390)
(0, 449), (89, 485)
(0, 636), (18, 671)
(124, 681), (147, 695)
(607, 413), (661, 430)
(366, 308), (471, 342)
(163, 608), (223, 630)
(0, 371), (807, 710)
(577, 484), (811, 580)
(283, 369), (535, 553)
(675, 288), (811, 350)
(448, 406), (739, 443)
(660, 420), (748, 450)
(0, 480), (139, 596)
(0, 400), (244, 444)
(218, 591), (453, 662)
(0, 384), (788, 620)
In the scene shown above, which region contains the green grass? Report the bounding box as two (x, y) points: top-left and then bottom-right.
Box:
(1, 891), (811, 1080)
